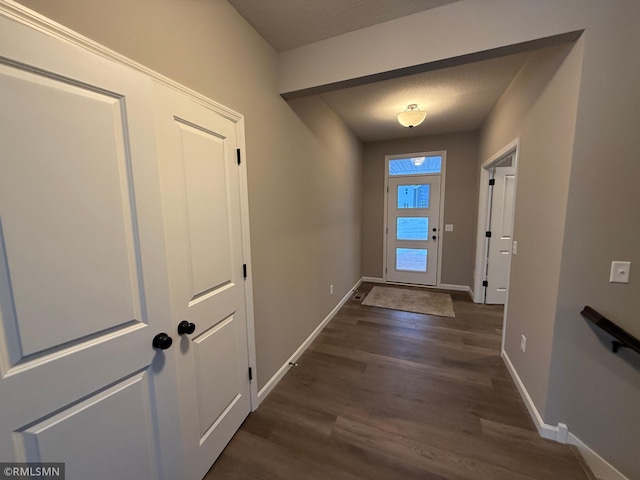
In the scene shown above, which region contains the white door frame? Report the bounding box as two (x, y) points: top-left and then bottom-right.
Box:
(473, 139), (520, 321)
(0, 0), (259, 409)
(383, 151), (447, 287)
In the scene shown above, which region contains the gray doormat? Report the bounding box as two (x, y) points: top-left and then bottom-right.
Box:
(361, 286), (455, 318)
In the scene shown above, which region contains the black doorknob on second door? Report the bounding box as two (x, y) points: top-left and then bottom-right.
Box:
(152, 332), (173, 350)
(177, 320), (196, 335)
(432, 235), (437, 240)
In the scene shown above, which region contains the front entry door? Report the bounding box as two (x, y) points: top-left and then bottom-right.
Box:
(0, 16), (181, 480)
(153, 84), (251, 480)
(485, 166), (516, 304)
(386, 175), (441, 285)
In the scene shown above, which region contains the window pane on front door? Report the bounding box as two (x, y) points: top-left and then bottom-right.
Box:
(397, 184), (430, 209)
(396, 248), (428, 272)
(397, 217), (428, 240)
(389, 156), (442, 175)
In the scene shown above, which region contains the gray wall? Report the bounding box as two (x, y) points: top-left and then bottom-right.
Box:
(478, 42), (583, 417)
(16, 0), (363, 392)
(546, 2), (640, 475)
(362, 132), (479, 287)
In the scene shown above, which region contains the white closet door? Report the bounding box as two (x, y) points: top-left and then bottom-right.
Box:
(153, 83), (251, 480)
(0, 16), (182, 480)
(486, 166), (516, 304)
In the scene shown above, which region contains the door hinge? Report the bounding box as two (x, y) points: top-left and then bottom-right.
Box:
(248, 367), (253, 381)
(243, 264), (247, 278)
(385, 267), (387, 273)
(236, 148), (241, 165)
(483, 280), (489, 287)
(386, 227), (388, 234)
(386, 185), (389, 193)
(486, 231), (492, 238)
(489, 178), (495, 186)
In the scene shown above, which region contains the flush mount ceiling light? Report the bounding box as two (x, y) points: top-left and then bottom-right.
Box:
(397, 104), (427, 128)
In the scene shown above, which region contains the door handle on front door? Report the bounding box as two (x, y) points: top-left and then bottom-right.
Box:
(432, 235), (437, 240)
(152, 332), (173, 350)
(177, 320), (196, 335)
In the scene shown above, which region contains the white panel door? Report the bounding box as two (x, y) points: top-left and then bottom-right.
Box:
(0, 16), (182, 480)
(386, 175), (441, 286)
(486, 166), (516, 304)
(153, 83), (251, 480)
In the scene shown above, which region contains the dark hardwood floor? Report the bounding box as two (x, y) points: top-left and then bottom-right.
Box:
(206, 282), (590, 480)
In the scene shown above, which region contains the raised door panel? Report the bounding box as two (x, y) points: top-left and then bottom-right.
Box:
(0, 62), (143, 360)
(20, 373), (157, 480)
(176, 120), (234, 300)
(193, 315), (242, 438)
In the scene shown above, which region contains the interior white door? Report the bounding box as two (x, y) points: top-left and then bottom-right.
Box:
(0, 16), (182, 480)
(386, 175), (441, 285)
(153, 83), (251, 480)
(485, 166), (516, 304)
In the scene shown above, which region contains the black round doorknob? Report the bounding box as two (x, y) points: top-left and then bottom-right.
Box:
(152, 332), (173, 350)
(432, 228), (437, 232)
(432, 235), (437, 240)
(177, 320), (196, 335)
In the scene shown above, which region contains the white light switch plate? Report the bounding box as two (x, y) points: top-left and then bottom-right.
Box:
(445, 224), (454, 232)
(609, 261), (631, 283)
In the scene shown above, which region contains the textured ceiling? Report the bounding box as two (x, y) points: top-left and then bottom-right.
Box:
(319, 52), (531, 141)
(227, 0), (461, 52)
(226, 0), (532, 141)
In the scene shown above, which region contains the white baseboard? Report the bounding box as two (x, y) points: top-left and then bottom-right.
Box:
(502, 349), (558, 440)
(361, 276), (384, 283)
(256, 278), (362, 406)
(568, 433), (629, 480)
(438, 283), (473, 299)
(362, 277), (472, 297)
(502, 350), (629, 480)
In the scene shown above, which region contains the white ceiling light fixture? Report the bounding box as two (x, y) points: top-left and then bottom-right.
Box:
(397, 104), (427, 128)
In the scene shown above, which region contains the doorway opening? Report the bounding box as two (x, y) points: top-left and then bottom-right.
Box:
(473, 139), (519, 305)
(383, 151), (446, 287)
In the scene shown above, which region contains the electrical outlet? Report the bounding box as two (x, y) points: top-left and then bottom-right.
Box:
(520, 335), (526, 353)
(512, 240), (518, 255)
(329, 284), (334, 295)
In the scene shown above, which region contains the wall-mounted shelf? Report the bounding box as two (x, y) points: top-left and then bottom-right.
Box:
(581, 306), (640, 355)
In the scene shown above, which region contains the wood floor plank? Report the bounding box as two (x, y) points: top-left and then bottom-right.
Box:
(205, 282), (590, 480)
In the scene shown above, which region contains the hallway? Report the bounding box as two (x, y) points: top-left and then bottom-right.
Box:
(207, 283), (590, 479)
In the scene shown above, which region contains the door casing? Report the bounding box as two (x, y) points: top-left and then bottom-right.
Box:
(473, 138), (520, 350)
